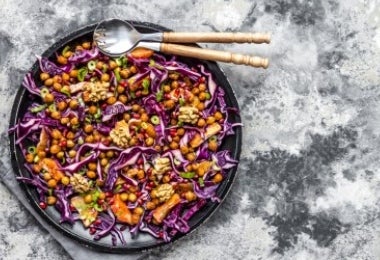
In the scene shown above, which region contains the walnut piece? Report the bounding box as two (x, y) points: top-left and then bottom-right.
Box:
(155, 184), (175, 203)
(110, 120), (130, 148)
(178, 106), (199, 124)
(70, 173), (91, 193)
(83, 81), (111, 102)
(152, 157), (171, 175)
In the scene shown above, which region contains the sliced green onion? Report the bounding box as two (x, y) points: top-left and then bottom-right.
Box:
(115, 56), (128, 67)
(94, 108), (102, 119)
(61, 46), (70, 56)
(78, 137), (84, 145)
(60, 88), (71, 97)
(94, 203), (103, 212)
(40, 88), (49, 97)
(48, 189), (53, 196)
(27, 146), (36, 154)
(130, 91), (136, 99)
(179, 97), (185, 106)
(87, 60), (96, 71)
(31, 104), (47, 113)
(205, 92), (211, 100)
(78, 97), (85, 107)
(33, 155), (40, 163)
(77, 67), (88, 82)
(151, 115), (160, 125)
(198, 177), (205, 187)
(102, 64), (108, 73)
(180, 171), (195, 179)
(177, 120), (184, 127)
(113, 184), (122, 193)
(142, 78), (150, 90)
(149, 59), (155, 66)
(156, 91), (163, 102)
(114, 69), (121, 82)
(48, 104), (56, 112)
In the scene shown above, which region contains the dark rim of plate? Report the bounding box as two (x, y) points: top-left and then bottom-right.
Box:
(8, 20), (242, 253)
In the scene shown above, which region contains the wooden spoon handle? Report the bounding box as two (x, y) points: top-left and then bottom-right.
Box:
(159, 43), (269, 68)
(163, 32), (271, 44)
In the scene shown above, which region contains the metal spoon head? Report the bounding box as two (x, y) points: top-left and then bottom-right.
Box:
(93, 19), (141, 57)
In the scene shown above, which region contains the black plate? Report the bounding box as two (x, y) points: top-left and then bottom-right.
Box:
(9, 21), (242, 253)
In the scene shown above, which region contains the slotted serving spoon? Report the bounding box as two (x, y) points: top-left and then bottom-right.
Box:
(93, 18), (270, 68)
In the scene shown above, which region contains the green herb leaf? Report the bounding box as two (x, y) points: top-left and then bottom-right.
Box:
(198, 177), (205, 187)
(180, 171), (195, 179)
(31, 104), (47, 113)
(156, 91), (163, 102)
(61, 46), (70, 56)
(114, 69), (121, 82)
(77, 67), (88, 82)
(142, 78), (150, 90)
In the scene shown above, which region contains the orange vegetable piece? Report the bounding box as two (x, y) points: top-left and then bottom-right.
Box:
(152, 193), (181, 224)
(39, 158), (64, 181)
(130, 47), (154, 59)
(110, 194), (133, 225)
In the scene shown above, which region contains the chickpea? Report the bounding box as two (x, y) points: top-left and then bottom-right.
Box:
(106, 96), (117, 105)
(85, 135), (94, 143)
(40, 72), (50, 81)
(120, 192), (129, 202)
(132, 214), (141, 225)
(99, 152), (106, 159)
(132, 104), (140, 112)
(199, 92), (207, 101)
(196, 102), (205, 111)
(163, 85), (171, 93)
(171, 81), (178, 89)
(43, 172), (52, 181)
(66, 131), (75, 139)
(177, 128), (185, 136)
(214, 111), (223, 120)
(186, 152), (196, 161)
(109, 60), (117, 70)
(69, 99), (79, 109)
(208, 140), (218, 152)
(88, 105), (97, 115)
(101, 73), (110, 82)
(98, 192), (106, 200)
(164, 100), (175, 109)
(84, 194), (93, 204)
(106, 151), (114, 158)
(50, 111), (61, 120)
(82, 42), (91, 49)
(130, 66), (137, 74)
(212, 173), (223, 183)
(88, 162), (97, 171)
(83, 124), (93, 133)
(47, 196), (57, 205)
(154, 145), (161, 152)
(197, 118), (206, 127)
(199, 83), (207, 92)
(61, 176), (70, 185)
(37, 151), (46, 159)
(51, 129), (62, 139)
(123, 113), (131, 121)
(192, 87), (200, 95)
(185, 191), (197, 201)
(172, 136), (180, 142)
(120, 69), (130, 78)
(68, 150), (76, 158)
(128, 193), (137, 202)
(146, 201), (156, 210)
(134, 207), (144, 215)
(100, 158), (108, 167)
(52, 82), (62, 92)
(96, 61), (104, 70)
(137, 169), (145, 179)
(129, 137), (138, 146)
(44, 78), (54, 86)
(60, 117), (69, 125)
(169, 141), (179, 150)
(50, 144), (61, 154)
(162, 175), (171, 183)
(206, 116), (216, 125)
(69, 69), (78, 78)
(140, 113), (149, 122)
(145, 137), (154, 146)
(57, 101), (67, 111)
(180, 145), (189, 155)
(69, 117), (78, 126)
(57, 55), (67, 65)
(56, 151), (64, 159)
(43, 93), (55, 103)
(53, 75), (62, 83)
(47, 179), (57, 188)
(117, 86), (125, 94)
(25, 153), (34, 163)
(86, 170), (97, 179)
(66, 140), (75, 148)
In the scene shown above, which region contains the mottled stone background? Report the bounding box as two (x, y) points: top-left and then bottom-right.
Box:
(1, 0), (380, 259)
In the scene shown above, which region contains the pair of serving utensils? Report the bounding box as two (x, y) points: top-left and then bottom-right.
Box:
(94, 19), (271, 68)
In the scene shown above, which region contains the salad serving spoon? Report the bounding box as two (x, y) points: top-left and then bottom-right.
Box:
(93, 18), (270, 68)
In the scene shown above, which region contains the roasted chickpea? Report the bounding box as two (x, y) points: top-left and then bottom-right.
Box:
(164, 100), (175, 109)
(88, 162), (97, 171)
(25, 153), (34, 163)
(47, 196), (57, 205)
(145, 137), (154, 146)
(43, 172), (52, 181)
(197, 118), (206, 127)
(62, 176), (70, 185)
(146, 201), (156, 210)
(169, 141), (179, 150)
(130, 66), (137, 74)
(198, 83), (206, 92)
(206, 116), (216, 125)
(132, 104), (140, 112)
(84, 194), (93, 204)
(106, 96), (117, 105)
(208, 140), (218, 152)
(199, 92), (207, 101)
(185, 191), (197, 201)
(162, 175), (171, 183)
(177, 128), (185, 136)
(212, 173), (223, 183)
(70, 117), (79, 125)
(69, 69), (78, 78)
(101, 73), (110, 82)
(69, 99), (79, 109)
(57, 55), (67, 65)
(51, 129), (62, 139)
(109, 60), (117, 70)
(163, 85), (171, 93)
(44, 78), (54, 86)
(68, 150), (76, 158)
(196, 102), (205, 111)
(180, 145), (189, 155)
(56, 151), (64, 159)
(82, 42), (91, 49)
(50, 111), (61, 120)
(47, 179), (57, 188)
(120, 192), (129, 202)
(100, 158), (108, 167)
(37, 150), (46, 159)
(171, 81), (178, 89)
(186, 152), (196, 161)
(96, 61), (104, 70)
(50, 144), (61, 154)
(140, 113), (149, 122)
(83, 124), (93, 133)
(40, 72), (50, 81)
(57, 101), (67, 111)
(192, 87), (200, 95)
(117, 85), (125, 94)
(43, 93), (55, 103)
(52, 82), (62, 92)
(120, 69), (130, 78)
(66, 131), (75, 139)
(86, 170), (97, 179)
(134, 207), (144, 215)
(60, 117), (69, 125)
